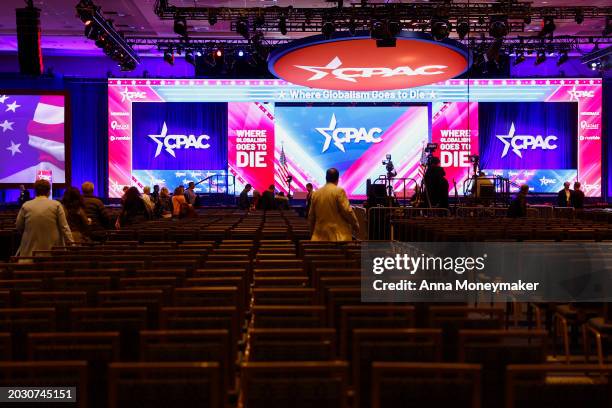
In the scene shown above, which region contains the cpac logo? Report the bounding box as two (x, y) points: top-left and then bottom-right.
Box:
(568, 86), (594, 101)
(295, 57), (447, 83)
(120, 87), (147, 102)
(315, 114), (382, 153)
(496, 123), (558, 158)
(539, 176), (557, 186)
(148, 122), (210, 158)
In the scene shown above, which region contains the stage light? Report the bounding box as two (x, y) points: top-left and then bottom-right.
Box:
(84, 23), (98, 40)
(348, 18), (357, 36)
(590, 61), (598, 70)
(174, 16), (188, 37)
(236, 19), (249, 40)
(279, 15), (287, 35)
(575, 10), (584, 25)
(431, 18), (451, 41)
(215, 49), (223, 58)
(207, 8), (217, 26)
(557, 51), (569, 66)
(539, 16), (555, 38)
(604, 17), (612, 37)
(185, 50), (195, 65)
(535, 50), (546, 65)
(196, 50), (202, 57)
(457, 20), (469, 40)
(322, 21), (335, 40)
(388, 21), (401, 37)
(514, 52), (525, 65)
(237, 50), (245, 57)
(163, 49), (174, 65)
(489, 17), (508, 39)
(370, 20), (385, 39)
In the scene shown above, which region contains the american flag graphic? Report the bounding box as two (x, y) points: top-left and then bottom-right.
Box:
(0, 94), (65, 183)
(276, 143), (291, 191)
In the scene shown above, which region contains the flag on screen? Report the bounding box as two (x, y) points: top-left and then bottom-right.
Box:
(0, 94), (65, 183)
(277, 143), (290, 191)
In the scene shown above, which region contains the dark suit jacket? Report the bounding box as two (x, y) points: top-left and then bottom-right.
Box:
(571, 190), (585, 209)
(238, 190), (250, 210)
(557, 189), (572, 207)
(260, 190), (276, 210)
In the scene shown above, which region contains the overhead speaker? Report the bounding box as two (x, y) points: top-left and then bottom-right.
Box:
(16, 6), (43, 76)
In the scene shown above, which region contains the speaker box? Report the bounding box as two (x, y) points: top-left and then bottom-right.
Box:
(16, 7), (43, 76)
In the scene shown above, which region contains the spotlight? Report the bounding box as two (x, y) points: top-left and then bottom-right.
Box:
(539, 16), (556, 38)
(535, 51), (547, 65)
(185, 50), (195, 65)
(388, 21), (401, 37)
(322, 21), (335, 40)
(173, 16), (188, 37)
(196, 50), (202, 57)
(575, 10), (584, 25)
(237, 49), (245, 57)
(236, 18), (249, 40)
(590, 61), (598, 70)
(279, 15), (287, 36)
(163, 50), (174, 65)
(370, 20), (385, 39)
(84, 23), (98, 40)
(514, 52), (526, 65)
(431, 18), (451, 41)
(348, 18), (357, 36)
(457, 20), (469, 40)
(604, 16), (612, 37)
(254, 14), (265, 28)
(557, 51), (569, 66)
(489, 17), (508, 39)
(215, 49), (223, 58)
(207, 8), (217, 26)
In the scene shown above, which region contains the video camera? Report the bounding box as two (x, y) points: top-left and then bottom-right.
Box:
(382, 154), (397, 178)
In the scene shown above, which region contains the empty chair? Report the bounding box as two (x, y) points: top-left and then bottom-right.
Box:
(0, 308), (56, 359)
(251, 306), (326, 328)
(108, 362), (221, 408)
(248, 328), (336, 361)
(506, 364), (612, 408)
(241, 361), (349, 408)
(371, 362), (482, 408)
(0, 333), (10, 360)
(353, 329), (443, 408)
(253, 288), (316, 305)
(19, 291), (87, 329)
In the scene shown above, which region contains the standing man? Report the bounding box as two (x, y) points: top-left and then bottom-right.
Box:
(572, 182), (585, 209)
(81, 181), (112, 231)
(150, 185), (160, 203)
(184, 182), (197, 206)
(16, 179), (74, 257)
(260, 185), (276, 211)
(557, 181), (573, 207)
(308, 168), (359, 241)
(239, 184), (252, 210)
(508, 184), (530, 218)
(305, 183), (314, 217)
(424, 157), (449, 208)
(18, 184), (31, 206)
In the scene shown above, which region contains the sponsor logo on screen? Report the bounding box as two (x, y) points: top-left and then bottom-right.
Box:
(269, 36), (469, 91)
(568, 86), (594, 101)
(110, 135), (131, 141)
(110, 111), (130, 117)
(496, 122), (558, 158)
(580, 111), (600, 116)
(110, 121), (129, 130)
(148, 122), (211, 158)
(579, 135), (601, 141)
(539, 176), (557, 186)
(315, 113), (382, 153)
(120, 87), (147, 102)
(580, 120), (599, 130)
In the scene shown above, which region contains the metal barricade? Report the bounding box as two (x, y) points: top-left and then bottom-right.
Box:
(367, 207), (450, 240)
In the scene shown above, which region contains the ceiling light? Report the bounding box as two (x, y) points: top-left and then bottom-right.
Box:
(173, 17), (187, 37)
(236, 19), (249, 40)
(457, 20), (469, 40)
(279, 15), (287, 36)
(535, 50), (547, 65)
(322, 21), (335, 40)
(557, 51), (569, 66)
(431, 18), (451, 41)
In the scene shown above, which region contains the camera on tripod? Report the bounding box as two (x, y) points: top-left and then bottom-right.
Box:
(423, 143), (439, 166)
(382, 154), (397, 178)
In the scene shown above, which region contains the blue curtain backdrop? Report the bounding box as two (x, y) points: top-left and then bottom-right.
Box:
(0, 75), (108, 200)
(478, 102), (578, 170)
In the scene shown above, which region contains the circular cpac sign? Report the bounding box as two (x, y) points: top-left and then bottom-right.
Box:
(268, 32), (471, 91)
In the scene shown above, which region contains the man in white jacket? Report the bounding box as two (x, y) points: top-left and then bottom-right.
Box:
(308, 168), (359, 241)
(15, 179), (74, 257)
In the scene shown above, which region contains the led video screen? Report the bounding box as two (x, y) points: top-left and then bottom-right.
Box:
(0, 92), (68, 185)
